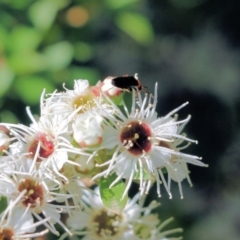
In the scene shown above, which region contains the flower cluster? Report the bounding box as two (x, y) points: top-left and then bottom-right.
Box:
(61, 187), (183, 240)
(0, 75), (207, 239)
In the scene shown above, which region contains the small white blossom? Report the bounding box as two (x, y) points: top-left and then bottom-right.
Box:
(73, 110), (104, 147)
(42, 79), (100, 117)
(92, 83), (208, 199)
(1, 108), (88, 179)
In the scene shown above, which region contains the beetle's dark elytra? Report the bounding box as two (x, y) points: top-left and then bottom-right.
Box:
(111, 76), (142, 92)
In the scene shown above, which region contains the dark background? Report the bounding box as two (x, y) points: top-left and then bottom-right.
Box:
(1, 0), (240, 239)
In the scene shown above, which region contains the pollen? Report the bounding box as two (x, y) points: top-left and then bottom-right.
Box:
(120, 121), (152, 155)
(91, 209), (123, 239)
(18, 178), (44, 208)
(72, 89), (96, 113)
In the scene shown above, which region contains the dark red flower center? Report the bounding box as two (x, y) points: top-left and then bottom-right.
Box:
(120, 121), (152, 156)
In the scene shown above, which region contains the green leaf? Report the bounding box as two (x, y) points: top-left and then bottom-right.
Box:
(7, 26), (42, 53)
(4, 0), (32, 9)
(0, 24), (8, 51)
(0, 196), (8, 214)
(116, 12), (154, 45)
(0, 66), (14, 97)
(161, 167), (168, 174)
(67, 67), (100, 85)
(99, 173), (128, 214)
(8, 51), (47, 74)
(14, 76), (55, 105)
(44, 41), (74, 71)
(28, 1), (58, 31)
(105, 0), (139, 9)
(29, 0), (70, 31)
(0, 110), (19, 124)
(74, 42), (94, 62)
(134, 167), (154, 181)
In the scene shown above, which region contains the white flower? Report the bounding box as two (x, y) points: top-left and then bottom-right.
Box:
(2, 107), (88, 179)
(0, 131), (10, 152)
(162, 136), (195, 198)
(0, 195), (49, 239)
(56, 162), (84, 207)
(92, 83), (207, 199)
(62, 188), (182, 240)
(42, 79), (100, 117)
(72, 110), (104, 147)
(63, 79), (99, 113)
(0, 162), (75, 236)
(0, 76), (208, 240)
(130, 215), (183, 240)
(72, 153), (96, 175)
(63, 188), (141, 240)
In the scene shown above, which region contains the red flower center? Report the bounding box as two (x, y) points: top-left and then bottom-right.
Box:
(28, 133), (54, 162)
(120, 121), (152, 156)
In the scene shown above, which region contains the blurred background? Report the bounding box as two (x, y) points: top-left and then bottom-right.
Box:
(1, 0), (240, 239)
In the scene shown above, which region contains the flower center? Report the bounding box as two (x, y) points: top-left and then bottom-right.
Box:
(28, 133), (54, 162)
(91, 209), (124, 239)
(0, 228), (14, 240)
(120, 121), (152, 155)
(18, 178), (44, 208)
(73, 89), (96, 113)
(133, 215), (159, 239)
(134, 223), (152, 239)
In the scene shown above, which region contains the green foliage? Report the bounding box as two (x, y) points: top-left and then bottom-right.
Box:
(99, 173), (128, 214)
(8, 51), (46, 75)
(74, 42), (94, 62)
(0, 0), (155, 123)
(14, 76), (55, 104)
(29, 0), (69, 31)
(0, 66), (14, 97)
(105, 0), (139, 9)
(44, 41), (74, 71)
(116, 12), (154, 45)
(7, 26), (42, 53)
(134, 167), (154, 181)
(66, 67), (100, 85)
(0, 196), (8, 215)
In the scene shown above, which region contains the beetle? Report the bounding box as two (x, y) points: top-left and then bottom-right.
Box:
(111, 73), (145, 92)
